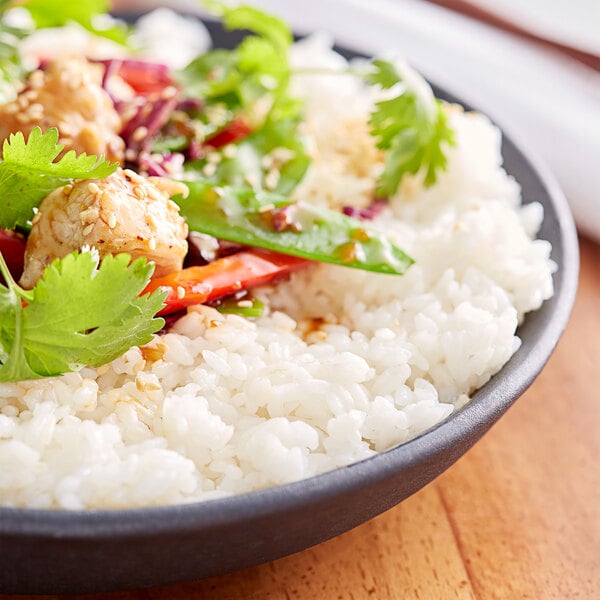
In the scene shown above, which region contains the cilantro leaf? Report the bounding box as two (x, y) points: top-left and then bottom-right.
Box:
(0, 251), (166, 382)
(366, 59), (455, 196)
(176, 3), (308, 196)
(22, 0), (129, 44)
(178, 2), (295, 120)
(0, 127), (118, 229)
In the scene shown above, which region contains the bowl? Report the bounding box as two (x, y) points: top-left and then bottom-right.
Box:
(0, 18), (579, 595)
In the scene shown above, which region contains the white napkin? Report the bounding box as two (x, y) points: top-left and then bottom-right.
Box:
(118, 0), (600, 241)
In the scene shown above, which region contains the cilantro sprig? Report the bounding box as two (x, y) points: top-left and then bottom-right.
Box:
(177, 2), (309, 195)
(179, 2), (293, 115)
(20, 0), (129, 44)
(365, 59), (455, 197)
(0, 127), (117, 230)
(0, 251), (166, 382)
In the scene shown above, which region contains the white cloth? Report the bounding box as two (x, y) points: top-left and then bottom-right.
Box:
(118, 0), (600, 240)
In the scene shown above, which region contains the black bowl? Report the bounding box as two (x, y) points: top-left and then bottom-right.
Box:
(0, 20), (579, 595)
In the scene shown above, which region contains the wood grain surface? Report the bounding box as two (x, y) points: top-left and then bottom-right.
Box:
(2, 235), (597, 598)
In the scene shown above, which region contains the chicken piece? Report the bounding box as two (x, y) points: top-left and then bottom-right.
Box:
(20, 168), (189, 288)
(0, 58), (124, 163)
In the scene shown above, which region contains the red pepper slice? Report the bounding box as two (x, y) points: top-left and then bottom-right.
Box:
(205, 118), (253, 149)
(144, 249), (310, 316)
(101, 59), (174, 95)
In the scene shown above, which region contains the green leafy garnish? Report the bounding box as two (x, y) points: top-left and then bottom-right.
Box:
(0, 251), (166, 382)
(22, 0), (129, 44)
(0, 127), (117, 229)
(175, 181), (413, 275)
(366, 59), (455, 197)
(177, 2), (308, 195)
(186, 116), (310, 195)
(177, 2), (297, 125)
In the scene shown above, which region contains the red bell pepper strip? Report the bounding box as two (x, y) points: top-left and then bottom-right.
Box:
(0, 230), (26, 283)
(205, 118), (253, 149)
(106, 59), (174, 95)
(144, 249), (310, 316)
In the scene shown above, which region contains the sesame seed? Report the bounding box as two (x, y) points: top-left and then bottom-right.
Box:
(206, 152), (221, 165)
(79, 208), (99, 224)
(132, 186), (145, 200)
(107, 213), (117, 229)
(260, 155), (273, 169)
(148, 238), (157, 251)
(161, 86), (178, 99)
(87, 182), (100, 194)
(176, 286), (185, 299)
(132, 126), (148, 142)
(264, 169), (280, 191)
(244, 173), (260, 188)
(63, 184), (73, 195)
(125, 149), (137, 161)
(29, 70), (44, 88)
(146, 214), (158, 231)
(15, 113), (29, 124)
(223, 145), (237, 158)
(271, 147), (296, 163)
(237, 300), (253, 308)
(31, 212), (41, 225)
(202, 163), (217, 177)
(82, 224), (94, 237)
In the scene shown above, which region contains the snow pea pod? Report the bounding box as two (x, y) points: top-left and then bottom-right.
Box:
(174, 181), (414, 275)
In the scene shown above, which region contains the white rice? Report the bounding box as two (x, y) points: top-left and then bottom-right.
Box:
(0, 35), (555, 509)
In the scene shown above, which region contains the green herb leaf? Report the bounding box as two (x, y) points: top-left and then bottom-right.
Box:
(177, 2), (294, 121)
(366, 59), (455, 196)
(186, 115), (310, 195)
(0, 127), (118, 229)
(176, 3), (308, 196)
(0, 251), (166, 382)
(22, 0), (129, 44)
(175, 181), (413, 275)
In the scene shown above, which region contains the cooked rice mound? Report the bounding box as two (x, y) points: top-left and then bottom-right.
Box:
(0, 38), (554, 509)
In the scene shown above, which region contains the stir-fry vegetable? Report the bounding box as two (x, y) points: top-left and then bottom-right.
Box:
(175, 181), (414, 275)
(144, 249), (309, 316)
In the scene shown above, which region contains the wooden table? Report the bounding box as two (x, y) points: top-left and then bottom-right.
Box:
(2, 235), (596, 598)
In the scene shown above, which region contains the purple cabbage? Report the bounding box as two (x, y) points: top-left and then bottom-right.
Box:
(342, 199), (388, 220)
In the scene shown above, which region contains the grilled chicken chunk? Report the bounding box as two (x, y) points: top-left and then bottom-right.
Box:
(0, 58), (125, 163)
(20, 168), (189, 288)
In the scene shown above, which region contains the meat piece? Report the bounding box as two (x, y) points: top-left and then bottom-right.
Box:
(20, 168), (189, 288)
(0, 58), (124, 163)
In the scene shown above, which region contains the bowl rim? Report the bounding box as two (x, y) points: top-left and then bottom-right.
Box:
(0, 30), (579, 539)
